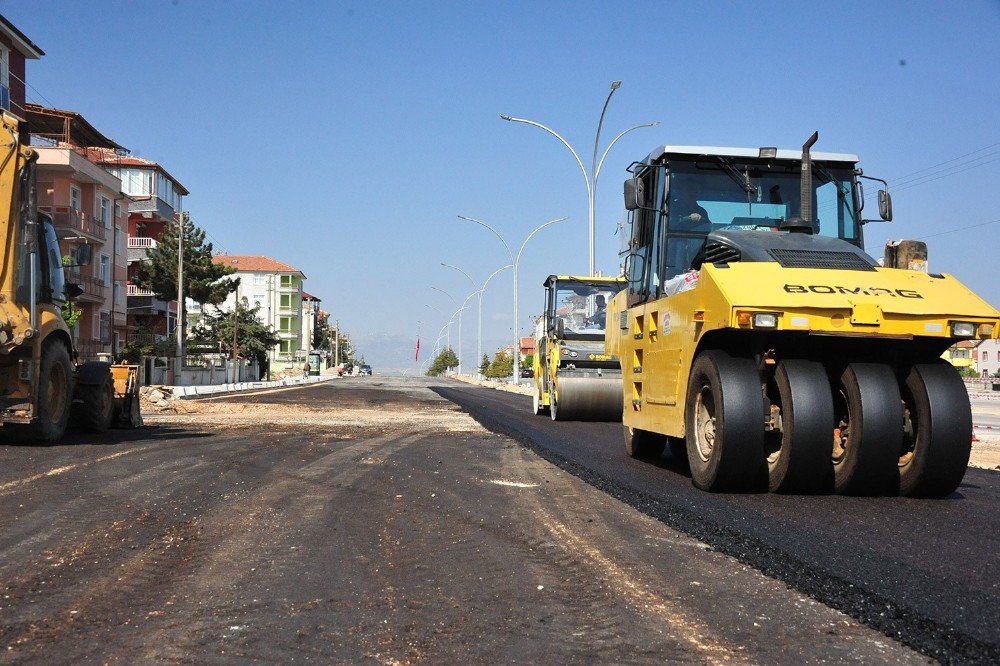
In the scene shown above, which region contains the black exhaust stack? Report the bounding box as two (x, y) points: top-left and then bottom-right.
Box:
(779, 131), (818, 234)
(800, 131), (819, 224)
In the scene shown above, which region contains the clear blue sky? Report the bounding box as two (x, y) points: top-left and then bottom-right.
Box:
(5, 1), (998, 370)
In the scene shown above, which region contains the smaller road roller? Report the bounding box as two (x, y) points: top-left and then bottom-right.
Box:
(532, 275), (626, 421)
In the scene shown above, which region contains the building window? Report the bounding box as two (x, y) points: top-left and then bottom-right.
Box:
(279, 274), (298, 288)
(984, 351), (989, 362)
(99, 312), (112, 344)
(70, 186), (82, 211)
(114, 226), (122, 255)
(0, 45), (9, 111)
(279, 316), (292, 332)
(279, 340), (292, 355)
(100, 196), (112, 228)
(254, 274), (266, 286)
(113, 281), (121, 305)
(100, 255), (111, 285)
(115, 202), (122, 220)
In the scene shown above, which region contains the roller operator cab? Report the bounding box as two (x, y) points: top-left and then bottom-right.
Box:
(607, 134), (1000, 497)
(532, 275), (626, 421)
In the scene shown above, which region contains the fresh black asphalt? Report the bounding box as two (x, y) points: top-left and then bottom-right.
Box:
(434, 381), (1000, 664)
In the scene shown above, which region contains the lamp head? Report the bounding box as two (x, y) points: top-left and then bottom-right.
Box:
(610, 80), (622, 90)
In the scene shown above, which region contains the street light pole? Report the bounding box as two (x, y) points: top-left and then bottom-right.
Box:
(459, 214), (568, 385)
(441, 262), (481, 376)
(476, 263), (512, 376)
(430, 286), (458, 353)
(501, 81), (658, 276)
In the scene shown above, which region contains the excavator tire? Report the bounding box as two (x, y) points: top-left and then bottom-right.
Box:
(898, 362), (972, 498)
(72, 373), (115, 433)
(10, 339), (74, 444)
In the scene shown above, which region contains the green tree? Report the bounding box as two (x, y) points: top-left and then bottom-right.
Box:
(521, 353), (533, 370)
(134, 216), (239, 306)
(479, 354), (490, 375)
(485, 350), (513, 378)
(427, 347), (459, 376)
(189, 299), (280, 370)
(62, 302), (83, 329)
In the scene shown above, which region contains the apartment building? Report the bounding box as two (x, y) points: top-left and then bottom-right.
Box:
(87, 151), (188, 348)
(0, 14), (43, 120)
(28, 105), (130, 359)
(204, 255), (307, 368)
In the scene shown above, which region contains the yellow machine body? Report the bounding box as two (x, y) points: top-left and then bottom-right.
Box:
(608, 262), (1000, 439)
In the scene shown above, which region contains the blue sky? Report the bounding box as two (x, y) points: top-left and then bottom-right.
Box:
(5, 1), (998, 370)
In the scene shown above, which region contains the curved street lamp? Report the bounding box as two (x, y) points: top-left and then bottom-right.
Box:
(459, 214), (568, 384)
(501, 81), (659, 276)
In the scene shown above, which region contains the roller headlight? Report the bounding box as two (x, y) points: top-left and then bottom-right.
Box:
(752, 312), (779, 329)
(950, 321), (976, 338)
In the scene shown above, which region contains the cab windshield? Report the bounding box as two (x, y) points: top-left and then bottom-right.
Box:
(551, 282), (623, 338)
(667, 160), (859, 241)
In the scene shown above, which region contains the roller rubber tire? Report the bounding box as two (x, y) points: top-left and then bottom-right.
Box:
(685, 350), (766, 492)
(12, 340), (74, 444)
(623, 425), (666, 459)
(72, 374), (115, 433)
(832, 363), (902, 496)
(898, 362), (972, 498)
(550, 381), (563, 421)
(768, 360), (835, 493)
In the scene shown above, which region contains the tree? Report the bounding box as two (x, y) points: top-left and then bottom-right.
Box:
(521, 353), (533, 370)
(189, 298), (280, 370)
(134, 216), (239, 306)
(427, 347), (459, 376)
(485, 350), (513, 379)
(479, 354), (490, 376)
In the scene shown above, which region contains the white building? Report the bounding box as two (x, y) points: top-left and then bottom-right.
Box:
(187, 255), (306, 368)
(977, 339), (1000, 378)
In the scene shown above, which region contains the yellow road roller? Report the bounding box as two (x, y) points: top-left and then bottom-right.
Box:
(606, 133), (999, 497)
(532, 275), (626, 421)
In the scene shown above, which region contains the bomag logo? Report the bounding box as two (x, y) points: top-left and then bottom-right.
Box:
(588, 353), (613, 361)
(783, 284), (923, 299)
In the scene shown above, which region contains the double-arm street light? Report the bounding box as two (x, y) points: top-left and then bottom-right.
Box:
(441, 262), (514, 378)
(501, 81), (659, 276)
(458, 214), (568, 384)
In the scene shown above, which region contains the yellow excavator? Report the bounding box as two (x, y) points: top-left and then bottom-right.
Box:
(607, 133), (999, 497)
(1, 111), (140, 443)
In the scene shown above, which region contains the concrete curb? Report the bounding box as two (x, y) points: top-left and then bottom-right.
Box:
(168, 374), (337, 399)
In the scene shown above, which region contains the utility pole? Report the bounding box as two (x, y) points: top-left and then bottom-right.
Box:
(334, 319), (340, 367)
(175, 212), (186, 381)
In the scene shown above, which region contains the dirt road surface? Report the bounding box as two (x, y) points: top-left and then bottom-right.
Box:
(0, 378), (928, 663)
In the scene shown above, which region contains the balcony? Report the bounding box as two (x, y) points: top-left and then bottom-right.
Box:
(69, 275), (106, 302)
(127, 237), (157, 264)
(40, 206), (107, 242)
(127, 284), (172, 315)
(126, 332), (168, 345)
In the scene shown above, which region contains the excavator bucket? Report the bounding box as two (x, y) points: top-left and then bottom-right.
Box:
(110, 365), (142, 428)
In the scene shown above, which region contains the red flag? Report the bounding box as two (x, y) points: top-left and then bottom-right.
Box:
(415, 336), (421, 361)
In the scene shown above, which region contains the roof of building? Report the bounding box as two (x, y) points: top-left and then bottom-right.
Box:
(25, 104), (126, 150)
(954, 340), (982, 349)
(213, 255), (305, 277)
(0, 14), (44, 58)
(84, 147), (190, 195)
(302, 291), (321, 301)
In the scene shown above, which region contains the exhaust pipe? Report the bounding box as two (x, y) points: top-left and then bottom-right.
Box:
(800, 131), (819, 224)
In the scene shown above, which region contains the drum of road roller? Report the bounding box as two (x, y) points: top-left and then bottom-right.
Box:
(551, 375), (623, 422)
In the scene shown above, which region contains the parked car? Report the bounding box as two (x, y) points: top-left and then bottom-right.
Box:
(520, 368), (533, 378)
(359, 364), (372, 376)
